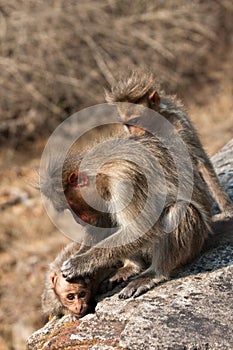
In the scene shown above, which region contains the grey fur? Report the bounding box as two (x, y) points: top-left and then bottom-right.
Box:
(106, 70), (233, 218)
(57, 127), (213, 298)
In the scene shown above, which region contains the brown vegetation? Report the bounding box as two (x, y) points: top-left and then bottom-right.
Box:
(0, 0), (232, 148)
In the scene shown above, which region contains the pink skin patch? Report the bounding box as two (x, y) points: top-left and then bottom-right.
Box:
(68, 172), (89, 188)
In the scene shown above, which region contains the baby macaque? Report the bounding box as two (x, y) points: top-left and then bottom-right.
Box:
(48, 272), (94, 318)
(42, 242), (118, 319)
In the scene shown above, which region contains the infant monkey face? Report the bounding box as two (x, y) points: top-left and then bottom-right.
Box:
(52, 273), (92, 318)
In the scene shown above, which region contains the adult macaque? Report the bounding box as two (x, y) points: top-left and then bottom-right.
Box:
(41, 120), (213, 299)
(105, 70), (233, 219)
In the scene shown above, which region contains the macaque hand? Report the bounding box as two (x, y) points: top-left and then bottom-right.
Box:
(61, 253), (93, 281)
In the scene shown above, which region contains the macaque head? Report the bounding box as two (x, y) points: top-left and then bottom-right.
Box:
(50, 271), (93, 318)
(105, 70), (161, 122)
(62, 123), (150, 226)
(40, 123), (129, 216)
(65, 170), (97, 225)
(116, 90), (161, 122)
(63, 169), (111, 227)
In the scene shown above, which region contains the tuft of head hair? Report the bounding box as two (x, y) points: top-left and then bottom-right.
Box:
(105, 70), (158, 103)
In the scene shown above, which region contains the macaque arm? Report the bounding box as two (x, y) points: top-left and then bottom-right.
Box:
(61, 225), (160, 280)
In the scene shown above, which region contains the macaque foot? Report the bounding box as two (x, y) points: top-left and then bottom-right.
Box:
(109, 265), (140, 283)
(119, 275), (167, 299)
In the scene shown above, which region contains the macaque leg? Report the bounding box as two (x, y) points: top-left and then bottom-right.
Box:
(119, 201), (209, 299)
(109, 255), (147, 283)
(118, 244), (169, 299)
(198, 159), (233, 219)
(99, 258), (149, 295)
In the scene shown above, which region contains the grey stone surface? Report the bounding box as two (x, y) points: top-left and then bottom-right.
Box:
(27, 139), (233, 350)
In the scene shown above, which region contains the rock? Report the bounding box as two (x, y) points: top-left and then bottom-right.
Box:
(212, 139), (233, 205)
(27, 139), (233, 350)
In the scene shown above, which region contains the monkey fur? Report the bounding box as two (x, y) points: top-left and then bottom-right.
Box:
(105, 70), (233, 220)
(42, 241), (123, 318)
(42, 242), (95, 318)
(41, 121), (213, 299)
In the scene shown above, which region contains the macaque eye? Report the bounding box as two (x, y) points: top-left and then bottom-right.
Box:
(68, 172), (89, 188)
(79, 291), (86, 298)
(67, 293), (75, 300)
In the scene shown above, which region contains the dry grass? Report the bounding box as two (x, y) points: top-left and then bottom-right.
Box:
(190, 81), (233, 155)
(0, 157), (70, 348)
(0, 0), (233, 146)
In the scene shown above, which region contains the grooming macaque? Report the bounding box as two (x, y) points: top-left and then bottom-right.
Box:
(105, 70), (233, 219)
(42, 242), (122, 318)
(41, 120), (213, 299)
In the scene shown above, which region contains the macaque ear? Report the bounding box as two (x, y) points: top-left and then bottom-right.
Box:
(68, 172), (89, 188)
(50, 271), (58, 289)
(68, 171), (79, 186)
(148, 91), (160, 107)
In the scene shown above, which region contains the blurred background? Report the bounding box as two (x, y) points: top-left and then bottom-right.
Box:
(0, 1), (233, 349)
